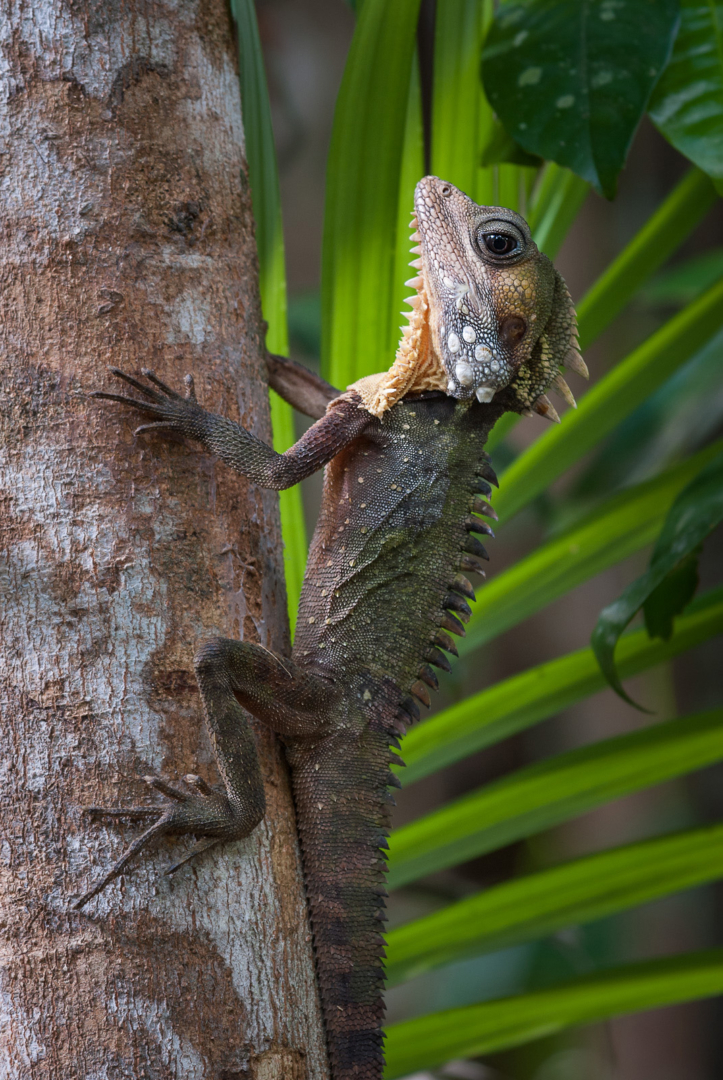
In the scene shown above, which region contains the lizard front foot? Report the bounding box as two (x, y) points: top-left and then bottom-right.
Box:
(90, 367), (206, 437)
(74, 772), (264, 910)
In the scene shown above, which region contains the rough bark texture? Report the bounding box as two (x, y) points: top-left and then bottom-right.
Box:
(0, 1), (329, 1076)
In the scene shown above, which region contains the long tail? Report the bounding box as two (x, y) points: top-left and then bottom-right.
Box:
(289, 704), (408, 1079)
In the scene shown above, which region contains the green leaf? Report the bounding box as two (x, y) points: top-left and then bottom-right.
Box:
(231, 0), (285, 345)
(268, 393), (307, 633)
(288, 292), (322, 359)
(384, 949), (723, 1076)
(387, 822), (723, 986)
(592, 448), (723, 705)
(495, 162), (538, 216)
(463, 441), (723, 654)
(575, 168), (717, 349)
(649, 0), (723, 180)
(644, 246), (723, 306)
(526, 163), (590, 259)
(568, 327), (723, 504)
(493, 276), (723, 524)
(231, 0), (307, 628)
(432, 0), (497, 202)
(400, 587), (723, 786)
(322, 0), (423, 388)
(643, 548), (701, 640)
(388, 708), (723, 889)
(481, 0), (680, 198)
(480, 120), (544, 168)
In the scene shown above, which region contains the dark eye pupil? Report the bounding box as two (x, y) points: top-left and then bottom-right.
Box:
(485, 234), (515, 255)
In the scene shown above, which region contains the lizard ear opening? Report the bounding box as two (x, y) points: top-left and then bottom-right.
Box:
(499, 315), (527, 348)
(508, 268), (586, 418)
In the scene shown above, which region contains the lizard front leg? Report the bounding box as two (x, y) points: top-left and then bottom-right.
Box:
(75, 642), (339, 909)
(92, 367), (368, 488)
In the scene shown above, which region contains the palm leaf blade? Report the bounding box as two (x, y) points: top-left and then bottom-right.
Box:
(384, 950), (723, 1077)
(401, 587), (723, 786)
(494, 277), (723, 524)
(464, 441), (723, 652)
(322, 0), (423, 388)
(388, 708), (723, 889)
(387, 822), (723, 985)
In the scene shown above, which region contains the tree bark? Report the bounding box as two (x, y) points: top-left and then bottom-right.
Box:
(0, 1), (329, 1076)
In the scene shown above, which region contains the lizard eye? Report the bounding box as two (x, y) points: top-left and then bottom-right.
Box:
(481, 232), (518, 256)
(475, 219), (526, 261)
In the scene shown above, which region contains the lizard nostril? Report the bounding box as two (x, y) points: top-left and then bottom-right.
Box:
(499, 315), (527, 346)
(440, 184), (452, 197)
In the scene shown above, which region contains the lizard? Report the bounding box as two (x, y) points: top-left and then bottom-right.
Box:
(76, 176), (586, 1080)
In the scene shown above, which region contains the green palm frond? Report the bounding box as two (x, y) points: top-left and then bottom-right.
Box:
(385, 950), (723, 1077)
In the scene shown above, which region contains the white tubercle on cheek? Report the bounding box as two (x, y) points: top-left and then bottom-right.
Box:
(455, 360), (475, 387)
(462, 326), (476, 343)
(476, 386), (496, 403)
(447, 332), (460, 353)
(474, 344), (493, 362)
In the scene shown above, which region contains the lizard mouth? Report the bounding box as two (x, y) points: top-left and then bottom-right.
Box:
(444, 335), (514, 403)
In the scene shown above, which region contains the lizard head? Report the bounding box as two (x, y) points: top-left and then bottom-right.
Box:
(411, 176), (586, 417)
(347, 176), (586, 420)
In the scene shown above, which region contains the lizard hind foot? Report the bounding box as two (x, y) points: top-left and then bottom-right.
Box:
(73, 773), (262, 911)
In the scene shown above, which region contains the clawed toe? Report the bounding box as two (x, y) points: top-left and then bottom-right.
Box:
(165, 837), (220, 877)
(73, 813), (174, 910)
(90, 368), (203, 434)
(144, 775), (187, 800)
(140, 369), (184, 400)
(108, 367), (165, 401)
(133, 421), (181, 436)
(183, 773), (214, 797)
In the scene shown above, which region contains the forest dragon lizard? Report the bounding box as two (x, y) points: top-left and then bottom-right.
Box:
(78, 177), (586, 1079)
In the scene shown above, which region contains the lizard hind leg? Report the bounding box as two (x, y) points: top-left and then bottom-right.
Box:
(75, 637), (336, 910)
(193, 636), (339, 741)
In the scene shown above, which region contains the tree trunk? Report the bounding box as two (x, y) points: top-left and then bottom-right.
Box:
(0, 1), (329, 1077)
